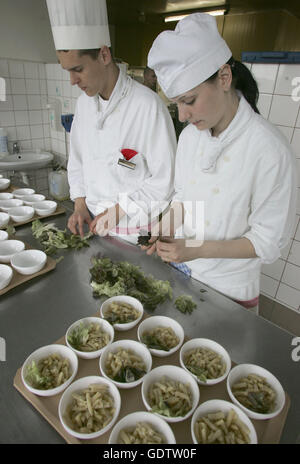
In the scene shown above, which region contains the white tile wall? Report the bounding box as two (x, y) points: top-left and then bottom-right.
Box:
(291, 128), (300, 156)
(260, 274), (279, 298)
(276, 283), (300, 310)
(261, 259), (285, 281)
(274, 64), (300, 96)
(44, 63), (82, 160)
(282, 262), (300, 289)
(257, 93), (272, 119)
(251, 64), (278, 94)
(0, 58), (79, 167)
(268, 95), (300, 127)
(249, 62), (300, 313)
(0, 58), (51, 154)
(0, 58), (62, 197)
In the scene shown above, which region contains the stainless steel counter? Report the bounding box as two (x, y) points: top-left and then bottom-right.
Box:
(0, 212), (299, 443)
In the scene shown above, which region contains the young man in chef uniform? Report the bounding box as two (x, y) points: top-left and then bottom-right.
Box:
(144, 13), (297, 313)
(46, 0), (176, 242)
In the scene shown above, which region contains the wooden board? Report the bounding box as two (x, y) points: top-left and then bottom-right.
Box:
(13, 314), (291, 444)
(0, 239), (56, 296)
(8, 204), (66, 227)
(0, 185), (66, 227)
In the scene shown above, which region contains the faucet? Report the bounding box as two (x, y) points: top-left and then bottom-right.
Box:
(12, 142), (20, 154)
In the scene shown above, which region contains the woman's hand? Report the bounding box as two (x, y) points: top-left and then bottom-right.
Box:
(141, 202), (185, 255)
(156, 238), (203, 263)
(156, 237), (257, 262)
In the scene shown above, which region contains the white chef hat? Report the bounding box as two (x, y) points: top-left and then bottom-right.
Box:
(46, 0), (111, 50)
(148, 13), (232, 99)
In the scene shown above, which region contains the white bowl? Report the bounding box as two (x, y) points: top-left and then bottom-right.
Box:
(0, 192), (13, 200)
(137, 315), (184, 357)
(0, 178), (10, 191)
(141, 365), (200, 423)
(100, 339), (152, 389)
(0, 239), (25, 263)
(0, 212), (10, 228)
(66, 316), (115, 359)
(33, 200), (57, 216)
(109, 411), (176, 444)
(179, 338), (231, 386)
(12, 188), (35, 199)
(58, 375), (121, 440)
(21, 344), (78, 397)
(227, 364), (286, 420)
(0, 199), (23, 212)
(0, 264), (13, 290)
(100, 295), (144, 331)
(10, 249), (47, 275)
(0, 230), (8, 241)
(22, 194), (45, 206)
(9, 206), (35, 223)
(191, 399), (258, 444)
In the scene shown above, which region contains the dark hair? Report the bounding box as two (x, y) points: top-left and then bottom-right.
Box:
(207, 57), (260, 114)
(59, 47), (113, 60)
(144, 66), (155, 77)
(78, 49), (100, 59)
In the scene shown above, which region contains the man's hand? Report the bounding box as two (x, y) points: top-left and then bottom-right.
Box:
(67, 197), (92, 238)
(89, 204), (126, 236)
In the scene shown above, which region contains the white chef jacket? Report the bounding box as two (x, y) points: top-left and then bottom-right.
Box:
(68, 69), (176, 241)
(173, 96), (297, 301)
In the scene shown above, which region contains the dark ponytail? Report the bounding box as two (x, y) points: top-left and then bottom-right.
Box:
(207, 56), (260, 114)
(228, 57), (259, 114)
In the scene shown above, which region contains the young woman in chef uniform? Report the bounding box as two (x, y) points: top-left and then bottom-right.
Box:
(144, 13), (297, 313)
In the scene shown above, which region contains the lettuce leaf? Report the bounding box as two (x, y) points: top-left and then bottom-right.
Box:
(32, 219), (92, 255)
(89, 256), (172, 311)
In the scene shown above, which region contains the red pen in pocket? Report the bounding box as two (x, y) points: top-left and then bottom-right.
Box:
(118, 148), (138, 170)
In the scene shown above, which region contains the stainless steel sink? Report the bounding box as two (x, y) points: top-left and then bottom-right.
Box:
(0, 151), (53, 171)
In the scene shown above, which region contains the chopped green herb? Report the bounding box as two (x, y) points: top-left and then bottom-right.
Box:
(67, 323), (90, 351)
(247, 392), (270, 414)
(174, 295), (197, 314)
(113, 366), (146, 383)
(32, 219), (92, 255)
(186, 364), (208, 383)
(140, 334), (170, 352)
(90, 256), (172, 312)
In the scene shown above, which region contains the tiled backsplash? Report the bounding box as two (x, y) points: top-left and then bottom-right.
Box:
(1, 58), (300, 313)
(0, 59), (80, 164)
(0, 59), (51, 154)
(44, 63), (82, 162)
(247, 62), (300, 313)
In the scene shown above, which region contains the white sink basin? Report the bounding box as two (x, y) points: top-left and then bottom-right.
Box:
(0, 151), (53, 171)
